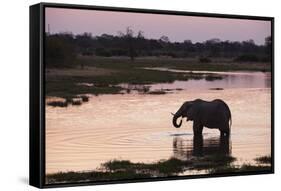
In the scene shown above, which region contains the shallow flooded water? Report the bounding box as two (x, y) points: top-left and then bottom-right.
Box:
(145, 69), (271, 91)
(46, 71), (271, 174)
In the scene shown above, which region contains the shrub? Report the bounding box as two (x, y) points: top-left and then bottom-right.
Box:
(45, 35), (77, 68)
(199, 57), (212, 63)
(234, 54), (259, 62)
(95, 48), (112, 57)
(81, 50), (93, 56)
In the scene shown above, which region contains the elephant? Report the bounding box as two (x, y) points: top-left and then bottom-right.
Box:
(172, 99), (231, 136)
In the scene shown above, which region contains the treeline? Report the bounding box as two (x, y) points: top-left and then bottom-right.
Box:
(45, 28), (271, 68)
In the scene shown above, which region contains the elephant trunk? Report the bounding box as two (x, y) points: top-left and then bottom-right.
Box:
(173, 114), (182, 128)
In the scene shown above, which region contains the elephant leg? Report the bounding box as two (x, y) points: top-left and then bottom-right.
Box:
(220, 126), (230, 137)
(220, 130), (226, 137)
(193, 122), (203, 136)
(193, 134), (203, 156)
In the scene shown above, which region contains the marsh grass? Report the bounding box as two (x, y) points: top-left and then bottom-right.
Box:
(148, 90), (167, 95)
(190, 155), (236, 170)
(46, 155), (235, 184)
(46, 56), (270, 102)
(205, 75), (223, 81)
(47, 95), (91, 107)
(209, 88), (224, 90)
(47, 100), (68, 107)
(77, 56), (270, 72)
(79, 95), (89, 102)
(46, 170), (150, 184)
(46, 158), (189, 184)
(254, 155), (271, 164)
(71, 99), (82, 105)
(209, 155), (272, 174)
(102, 158), (191, 176)
(208, 164), (271, 174)
(46, 66), (203, 100)
(46, 155), (272, 184)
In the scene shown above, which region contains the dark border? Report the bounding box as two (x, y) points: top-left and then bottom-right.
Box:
(270, 17), (275, 174)
(29, 3), (41, 187)
(31, 2), (274, 188)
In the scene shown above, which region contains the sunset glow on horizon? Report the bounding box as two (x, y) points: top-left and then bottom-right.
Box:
(45, 7), (271, 45)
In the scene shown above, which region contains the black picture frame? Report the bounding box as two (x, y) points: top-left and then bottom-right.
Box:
(30, 2), (274, 188)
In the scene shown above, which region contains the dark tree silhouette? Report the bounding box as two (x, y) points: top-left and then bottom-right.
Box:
(45, 31), (271, 68)
(265, 36), (272, 57)
(118, 27), (137, 61)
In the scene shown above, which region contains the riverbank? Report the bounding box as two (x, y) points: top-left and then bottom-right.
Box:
(46, 155), (271, 184)
(78, 56), (270, 72)
(46, 56), (271, 105)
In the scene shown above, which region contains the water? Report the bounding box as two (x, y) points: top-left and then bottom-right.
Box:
(142, 68), (271, 91)
(46, 71), (271, 174)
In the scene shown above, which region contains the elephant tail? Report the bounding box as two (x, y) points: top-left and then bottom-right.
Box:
(222, 101), (232, 131)
(226, 104), (232, 130)
(229, 113), (232, 129)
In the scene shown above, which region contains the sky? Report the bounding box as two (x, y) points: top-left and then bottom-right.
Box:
(45, 7), (271, 45)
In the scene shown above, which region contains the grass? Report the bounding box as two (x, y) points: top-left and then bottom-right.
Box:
(71, 99), (82, 105)
(47, 95), (90, 107)
(47, 100), (68, 107)
(46, 56), (271, 101)
(46, 157), (190, 184)
(77, 56), (271, 72)
(205, 75), (223, 81)
(46, 79), (123, 101)
(46, 65), (203, 100)
(254, 155), (271, 164)
(209, 88), (224, 90)
(190, 155), (236, 170)
(46, 170), (150, 184)
(79, 95), (89, 102)
(208, 164), (271, 174)
(209, 155), (272, 174)
(148, 90), (167, 95)
(46, 154), (272, 184)
(102, 157), (191, 176)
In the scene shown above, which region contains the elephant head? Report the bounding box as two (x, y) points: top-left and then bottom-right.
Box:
(172, 101), (197, 128)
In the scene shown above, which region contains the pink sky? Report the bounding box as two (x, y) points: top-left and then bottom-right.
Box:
(45, 7), (271, 45)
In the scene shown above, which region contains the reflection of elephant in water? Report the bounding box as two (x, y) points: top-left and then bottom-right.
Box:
(172, 99), (232, 136)
(173, 135), (231, 159)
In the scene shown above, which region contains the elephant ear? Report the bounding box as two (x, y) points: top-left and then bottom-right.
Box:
(186, 102), (200, 120)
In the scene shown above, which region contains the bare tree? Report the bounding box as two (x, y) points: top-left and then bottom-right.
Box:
(118, 27), (136, 61)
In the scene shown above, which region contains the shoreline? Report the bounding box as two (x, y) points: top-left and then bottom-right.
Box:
(45, 155), (271, 184)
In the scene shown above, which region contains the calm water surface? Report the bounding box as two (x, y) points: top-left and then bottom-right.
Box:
(46, 71), (271, 174)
